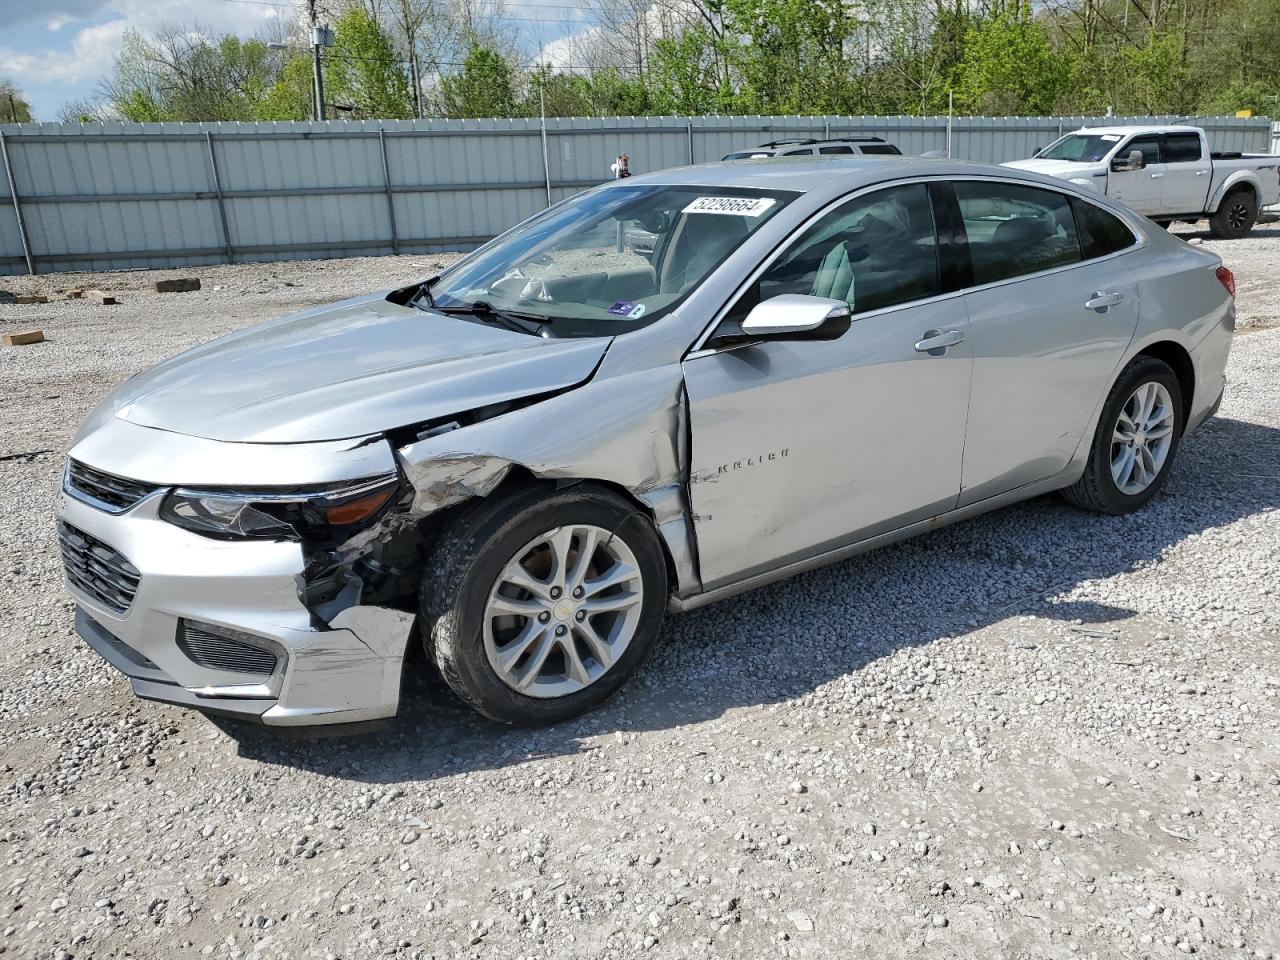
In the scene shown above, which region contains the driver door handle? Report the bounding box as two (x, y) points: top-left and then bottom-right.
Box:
(1150, 172), (1164, 179)
(1085, 291), (1125, 311)
(914, 329), (964, 355)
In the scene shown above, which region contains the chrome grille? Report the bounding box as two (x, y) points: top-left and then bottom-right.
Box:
(177, 620), (279, 676)
(58, 522), (141, 614)
(66, 460), (160, 512)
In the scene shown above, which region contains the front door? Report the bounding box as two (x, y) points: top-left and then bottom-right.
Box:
(1108, 135), (1165, 215)
(682, 183), (972, 590)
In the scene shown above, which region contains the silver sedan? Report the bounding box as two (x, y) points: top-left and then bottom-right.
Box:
(56, 158), (1235, 727)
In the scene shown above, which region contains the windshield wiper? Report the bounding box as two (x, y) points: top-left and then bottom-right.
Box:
(432, 300), (551, 336)
(410, 275), (440, 310)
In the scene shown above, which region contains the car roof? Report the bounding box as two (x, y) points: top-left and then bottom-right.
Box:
(621, 156), (1048, 194)
(1074, 125), (1202, 137)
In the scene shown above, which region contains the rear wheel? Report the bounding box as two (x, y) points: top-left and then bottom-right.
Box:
(420, 484), (668, 725)
(1061, 357), (1184, 515)
(1208, 189), (1257, 239)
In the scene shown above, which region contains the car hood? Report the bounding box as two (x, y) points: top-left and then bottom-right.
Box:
(1003, 158), (1105, 179)
(106, 294), (611, 443)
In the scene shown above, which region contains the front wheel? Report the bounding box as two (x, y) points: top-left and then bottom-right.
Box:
(1061, 356), (1184, 515)
(1208, 189), (1257, 239)
(420, 484), (668, 725)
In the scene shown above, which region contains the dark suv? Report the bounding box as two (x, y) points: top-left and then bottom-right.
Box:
(723, 137), (903, 160)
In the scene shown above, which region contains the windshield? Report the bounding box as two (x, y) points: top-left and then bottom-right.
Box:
(427, 184), (796, 336)
(1036, 134), (1122, 163)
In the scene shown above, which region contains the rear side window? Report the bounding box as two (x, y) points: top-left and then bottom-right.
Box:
(1164, 134), (1203, 163)
(1072, 198), (1138, 259)
(859, 144), (901, 155)
(819, 145), (854, 155)
(954, 182), (1081, 284)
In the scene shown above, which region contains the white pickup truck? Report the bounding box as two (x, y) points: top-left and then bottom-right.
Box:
(1005, 125), (1280, 237)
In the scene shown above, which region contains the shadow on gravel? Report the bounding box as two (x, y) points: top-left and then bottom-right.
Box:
(225, 415), (1280, 783)
(1172, 224), (1280, 241)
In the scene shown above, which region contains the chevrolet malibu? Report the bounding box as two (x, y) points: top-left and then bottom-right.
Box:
(56, 158), (1235, 728)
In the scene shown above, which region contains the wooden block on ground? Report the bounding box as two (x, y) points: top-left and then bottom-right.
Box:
(87, 290), (117, 305)
(15, 294), (48, 305)
(155, 277), (201, 293)
(3, 330), (45, 346)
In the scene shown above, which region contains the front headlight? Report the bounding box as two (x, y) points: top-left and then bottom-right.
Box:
(159, 474), (400, 541)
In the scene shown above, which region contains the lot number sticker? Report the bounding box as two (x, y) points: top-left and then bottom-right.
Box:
(682, 196), (777, 217)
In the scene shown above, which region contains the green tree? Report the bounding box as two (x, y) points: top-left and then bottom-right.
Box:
(256, 55), (315, 121)
(0, 77), (33, 123)
(953, 8), (1075, 115)
(325, 6), (414, 119)
(649, 27), (728, 114)
(103, 26), (283, 122)
(439, 46), (516, 118)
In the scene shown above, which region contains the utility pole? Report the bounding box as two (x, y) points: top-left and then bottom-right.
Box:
(308, 0), (326, 121)
(411, 51), (423, 119)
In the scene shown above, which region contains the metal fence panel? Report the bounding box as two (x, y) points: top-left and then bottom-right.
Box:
(0, 113), (1271, 276)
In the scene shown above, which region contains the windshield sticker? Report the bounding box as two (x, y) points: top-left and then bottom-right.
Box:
(608, 300), (646, 319)
(682, 196), (777, 217)
(1101, 135), (1122, 141)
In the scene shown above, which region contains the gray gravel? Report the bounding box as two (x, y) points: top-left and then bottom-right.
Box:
(1, 225), (1278, 960)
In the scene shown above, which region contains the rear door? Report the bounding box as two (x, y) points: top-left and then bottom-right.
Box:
(1108, 135), (1165, 215)
(1161, 132), (1212, 213)
(948, 180), (1142, 506)
(682, 182), (972, 589)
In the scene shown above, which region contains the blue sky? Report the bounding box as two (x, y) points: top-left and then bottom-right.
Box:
(0, 0), (590, 121)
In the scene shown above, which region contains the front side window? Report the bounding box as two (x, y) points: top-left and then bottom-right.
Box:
(782, 148), (815, 156)
(1164, 133), (1203, 163)
(428, 185), (795, 337)
(1072, 197), (1138, 259)
(1122, 136), (1163, 166)
(954, 181), (1082, 284)
(732, 183), (939, 319)
(859, 144), (902, 155)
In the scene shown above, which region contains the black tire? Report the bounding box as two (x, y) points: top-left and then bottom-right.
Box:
(1208, 188), (1257, 239)
(419, 483), (668, 725)
(1061, 356), (1184, 515)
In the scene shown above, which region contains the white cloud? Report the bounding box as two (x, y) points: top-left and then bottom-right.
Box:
(1, 19), (127, 85)
(0, 0), (290, 117)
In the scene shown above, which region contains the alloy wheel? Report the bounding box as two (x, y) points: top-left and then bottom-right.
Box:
(1110, 381), (1176, 495)
(1228, 201), (1250, 231)
(483, 524), (644, 699)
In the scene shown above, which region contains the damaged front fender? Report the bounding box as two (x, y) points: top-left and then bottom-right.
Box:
(395, 364), (699, 598)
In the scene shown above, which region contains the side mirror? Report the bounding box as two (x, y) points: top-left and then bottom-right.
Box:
(740, 294), (851, 341)
(1112, 149), (1147, 172)
(1032, 144), (1044, 157)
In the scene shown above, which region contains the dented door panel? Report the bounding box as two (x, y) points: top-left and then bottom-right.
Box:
(683, 298), (973, 591)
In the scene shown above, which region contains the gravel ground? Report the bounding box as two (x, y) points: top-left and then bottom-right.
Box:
(1, 224), (1278, 960)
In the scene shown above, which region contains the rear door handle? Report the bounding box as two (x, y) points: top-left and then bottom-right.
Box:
(914, 329), (964, 355)
(1085, 291), (1125, 311)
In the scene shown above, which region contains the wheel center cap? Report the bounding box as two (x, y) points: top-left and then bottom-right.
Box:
(553, 599), (575, 621)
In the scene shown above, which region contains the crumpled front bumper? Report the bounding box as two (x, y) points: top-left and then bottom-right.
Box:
(56, 484), (414, 727)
